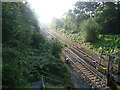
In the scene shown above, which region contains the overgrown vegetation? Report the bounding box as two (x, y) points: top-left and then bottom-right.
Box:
(80, 18), (101, 42)
(57, 29), (120, 54)
(2, 2), (72, 88)
(50, 2), (120, 89)
(51, 1), (120, 54)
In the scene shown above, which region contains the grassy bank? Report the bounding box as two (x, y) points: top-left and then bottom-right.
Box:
(56, 28), (120, 55)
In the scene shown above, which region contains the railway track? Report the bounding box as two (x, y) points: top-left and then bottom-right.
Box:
(48, 30), (109, 71)
(41, 29), (109, 72)
(63, 47), (107, 88)
(68, 46), (108, 74)
(40, 29), (109, 88)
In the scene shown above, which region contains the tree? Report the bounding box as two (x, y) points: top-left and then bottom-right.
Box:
(2, 2), (40, 44)
(63, 12), (76, 31)
(74, 2), (100, 17)
(51, 17), (63, 30)
(94, 2), (120, 34)
(2, 2), (71, 88)
(80, 18), (101, 42)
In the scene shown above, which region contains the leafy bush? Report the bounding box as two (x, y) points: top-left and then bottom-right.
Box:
(2, 2), (72, 88)
(2, 46), (29, 88)
(50, 38), (63, 57)
(30, 31), (45, 48)
(80, 18), (101, 42)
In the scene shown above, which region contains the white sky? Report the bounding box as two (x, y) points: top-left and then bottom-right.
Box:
(28, 0), (78, 24)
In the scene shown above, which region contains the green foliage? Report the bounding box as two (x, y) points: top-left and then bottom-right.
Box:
(55, 2), (120, 55)
(2, 42), (69, 87)
(2, 2), (72, 88)
(63, 13), (76, 31)
(2, 2), (39, 45)
(74, 2), (99, 19)
(2, 45), (30, 88)
(80, 18), (101, 42)
(30, 31), (45, 48)
(94, 2), (120, 34)
(50, 38), (62, 57)
(55, 1), (120, 44)
(95, 34), (120, 53)
(51, 17), (63, 30)
(56, 29), (120, 56)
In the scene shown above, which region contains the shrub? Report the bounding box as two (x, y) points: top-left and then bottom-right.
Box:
(30, 31), (45, 48)
(50, 38), (62, 57)
(2, 46), (29, 88)
(2, 2), (72, 88)
(80, 18), (101, 42)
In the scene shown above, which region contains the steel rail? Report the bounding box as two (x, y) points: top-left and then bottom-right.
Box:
(62, 47), (107, 88)
(49, 31), (108, 68)
(40, 29), (108, 88)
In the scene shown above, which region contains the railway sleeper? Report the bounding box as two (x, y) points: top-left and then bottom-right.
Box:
(77, 66), (82, 69)
(101, 83), (106, 88)
(90, 82), (105, 89)
(91, 82), (101, 88)
(95, 81), (102, 84)
(91, 79), (99, 82)
(96, 83), (105, 88)
(96, 85), (102, 88)
(83, 72), (92, 75)
(85, 76), (102, 88)
(75, 63), (82, 66)
(80, 68), (86, 70)
(77, 63), (83, 66)
(80, 68), (88, 70)
(93, 80), (105, 87)
(74, 63), (81, 66)
(77, 66), (85, 69)
(77, 70), (83, 74)
(77, 69), (84, 74)
(84, 73), (93, 76)
(83, 70), (91, 73)
(72, 66), (79, 70)
(89, 77), (96, 80)
(74, 61), (81, 64)
(87, 75), (95, 78)
(95, 79), (101, 82)
(81, 70), (90, 73)
(86, 76), (96, 82)
(75, 65), (84, 68)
